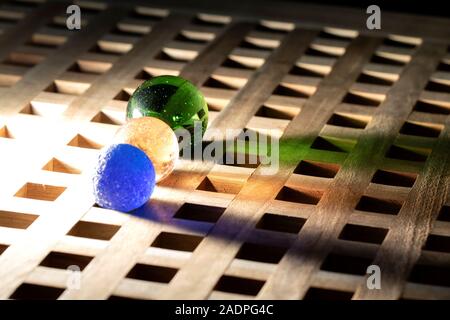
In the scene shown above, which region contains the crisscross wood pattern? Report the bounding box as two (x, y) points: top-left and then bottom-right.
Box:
(0, 0), (449, 300)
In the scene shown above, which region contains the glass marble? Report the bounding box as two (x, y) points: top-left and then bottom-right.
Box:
(114, 117), (179, 183)
(126, 75), (208, 136)
(92, 143), (155, 212)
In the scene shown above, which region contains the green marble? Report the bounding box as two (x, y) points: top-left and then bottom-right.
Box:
(126, 75), (208, 136)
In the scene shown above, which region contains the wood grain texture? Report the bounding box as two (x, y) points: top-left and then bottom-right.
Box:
(0, 0), (449, 300)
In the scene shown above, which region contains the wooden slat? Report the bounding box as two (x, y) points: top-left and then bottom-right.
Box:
(260, 41), (447, 299)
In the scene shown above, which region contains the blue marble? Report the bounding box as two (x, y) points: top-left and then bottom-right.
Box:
(92, 143), (155, 212)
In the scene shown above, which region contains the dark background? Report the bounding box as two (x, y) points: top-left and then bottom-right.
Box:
(240, 0), (450, 18)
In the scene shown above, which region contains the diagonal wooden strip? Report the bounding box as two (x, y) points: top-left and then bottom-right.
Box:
(0, 13), (194, 300)
(160, 35), (381, 299)
(259, 41), (447, 299)
(353, 115), (450, 299)
(58, 21), (257, 300)
(0, 7), (127, 117)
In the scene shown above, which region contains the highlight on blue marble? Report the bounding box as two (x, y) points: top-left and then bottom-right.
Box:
(92, 143), (156, 212)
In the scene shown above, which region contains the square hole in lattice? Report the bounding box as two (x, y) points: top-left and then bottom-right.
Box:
(254, 105), (299, 120)
(0, 210), (38, 229)
(371, 169), (417, 188)
(0, 126), (13, 138)
(425, 80), (450, 94)
(42, 158), (81, 174)
(355, 195), (402, 215)
(256, 213), (306, 234)
(67, 134), (103, 149)
(385, 145), (429, 162)
(408, 262), (450, 287)
(221, 57), (255, 70)
(14, 183), (66, 201)
(356, 72), (394, 86)
(174, 203), (226, 223)
(203, 77), (237, 90)
(413, 100), (450, 115)
(327, 113), (369, 129)
(320, 252), (373, 275)
(236, 242), (288, 264)
(304, 47), (338, 59)
(289, 64), (325, 78)
(214, 275), (265, 296)
(44, 82), (60, 94)
(91, 110), (125, 126)
(155, 50), (188, 63)
(67, 221), (120, 241)
(310, 136), (351, 153)
(114, 89), (131, 101)
(193, 13), (230, 26)
(40, 251), (93, 271)
(126, 263), (178, 283)
(110, 25), (146, 38)
(423, 234), (450, 253)
(382, 37), (417, 49)
(67, 62), (103, 75)
(370, 54), (405, 66)
(135, 70), (152, 80)
(174, 32), (209, 44)
(437, 61), (450, 72)
(400, 121), (442, 138)
(180, 28), (215, 43)
(151, 232), (203, 252)
(294, 160), (340, 178)
(272, 84), (309, 98)
(275, 186), (323, 205)
(255, 21), (291, 34)
(303, 287), (353, 300)
(196, 176), (244, 195)
(134, 6), (168, 20)
(0, 244), (8, 255)
(10, 283), (64, 300)
(20, 102), (68, 117)
(372, 170), (417, 188)
(342, 92), (380, 107)
(89, 44), (123, 56)
(437, 205), (450, 222)
(339, 223), (388, 244)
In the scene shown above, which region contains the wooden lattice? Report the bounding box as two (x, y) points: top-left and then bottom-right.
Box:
(0, 0), (449, 300)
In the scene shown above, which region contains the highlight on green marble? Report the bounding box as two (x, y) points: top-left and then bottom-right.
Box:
(126, 75), (209, 136)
